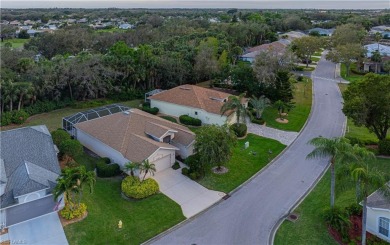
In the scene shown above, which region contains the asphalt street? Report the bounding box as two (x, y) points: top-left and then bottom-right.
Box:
(149, 55), (346, 245)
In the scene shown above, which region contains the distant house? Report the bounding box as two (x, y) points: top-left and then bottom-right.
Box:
(364, 43), (390, 58)
(119, 23), (134, 30)
(0, 126), (64, 228)
(308, 28), (335, 36)
(279, 31), (307, 41)
(149, 85), (239, 125)
(9, 20), (21, 26)
(365, 185), (390, 243)
(69, 109), (195, 173)
(77, 18), (88, 24)
(240, 40), (289, 63)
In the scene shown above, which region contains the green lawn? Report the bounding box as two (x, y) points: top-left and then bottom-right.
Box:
(64, 177), (185, 245)
(262, 80), (312, 132)
(275, 157), (390, 245)
(0, 38), (29, 49)
(197, 134), (286, 193)
(296, 66), (316, 71)
(159, 115), (177, 123)
(311, 56), (320, 62)
(2, 99), (142, 132)
(313, 52), (322, 56)
(340, 63), (364, 83)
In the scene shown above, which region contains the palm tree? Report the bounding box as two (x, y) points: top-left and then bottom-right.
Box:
(307, 137), (356, 208)
(140, 160), (156, 181)
(124, 162), (140, 177)
(249, 95), (270, 119)
(274, 100), (286, 120)
(220, 93), (249, 124)
(339, 162), (390, 245)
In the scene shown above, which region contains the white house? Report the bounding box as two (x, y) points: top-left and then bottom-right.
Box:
(0, 126), (64, 230)
(73, 109), (195, 173)
(365, 185), (390, 243)
(149, 85), (238, 125)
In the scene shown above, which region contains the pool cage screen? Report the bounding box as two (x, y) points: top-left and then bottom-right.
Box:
(62, 104), (130, 137)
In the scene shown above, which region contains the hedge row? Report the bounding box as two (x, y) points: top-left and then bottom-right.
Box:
(96, 160), (121, 178)
(142, 106), (159, 115)
(1, 110), (29, 126)
(179, 115), (202, 126)
(121, 176), (159, 199)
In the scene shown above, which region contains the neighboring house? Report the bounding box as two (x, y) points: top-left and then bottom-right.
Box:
(149, 85), (238, 125)
(363, 44), (390, 73)
(279, 31), (307, 41)
(308, 27), (335, 36)
(71, 108), (196, 173)
(365, 43), (390, 58)
(240, 40), (289, 63)
(0, 125), (63, 228)
(365, 185), (390, 243)
(119, 23), (134, 29)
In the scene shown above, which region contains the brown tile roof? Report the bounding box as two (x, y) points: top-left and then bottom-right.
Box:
(75, 109), (195, 163)
(245, 41), (287, 55)
(149, 85), (232, 115)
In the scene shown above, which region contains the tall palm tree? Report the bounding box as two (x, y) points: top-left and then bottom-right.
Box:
(350, 163), (390, 245)
(307, 137), (356, 208)
(249, 95), (270, 119)
(124, 162), (140, 177)
(140, 160), (156, 181)
(220, 93), (249, 124)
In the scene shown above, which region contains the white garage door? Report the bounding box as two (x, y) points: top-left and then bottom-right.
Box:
(153, 155), (172, 172)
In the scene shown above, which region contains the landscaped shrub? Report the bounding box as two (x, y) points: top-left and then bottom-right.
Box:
(179, 115), (201, 126)
(230, 123), (247, 137)
(185, 154), (204, 175)
(107, 88), (144, 101)
(172, 161), (180, 170)
(60, 202), (87, 220)
(345, 203), (362, 216)
(0, 112), (12, 126)
(378, 139), (390, 155)
(51, 129), (71, 146)
(11, 110), (29, 124)
(96, 161), (120, 177)
(323, 207), (351, 241)
(24, 99), (75, 115)
(59, 139), (83, 158)
(345, 137), (364, 146)
(121, 176), (159, 199)
(142, 105), (159, 115)
(181, 167), (189, 176)
(251, 118), (266, 125)
(101, 157), (111, 164)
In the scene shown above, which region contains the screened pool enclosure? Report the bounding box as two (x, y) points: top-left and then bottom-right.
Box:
(62, 104), (130, 137)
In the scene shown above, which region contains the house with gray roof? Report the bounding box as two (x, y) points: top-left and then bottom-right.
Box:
(365, 184), (390, 243)
(0, 125), (63, 228)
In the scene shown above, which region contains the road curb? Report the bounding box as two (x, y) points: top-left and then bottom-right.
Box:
(268, 69), (348, 245)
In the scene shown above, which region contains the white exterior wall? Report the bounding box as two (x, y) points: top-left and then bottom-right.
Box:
(151, 100), (229, 125)
(171, 141), (195, 159)
(16, 189), (47, 204)
(148, 148), (176, 165)
(366, 207), (390, 242)
(76, 128), (129, 168)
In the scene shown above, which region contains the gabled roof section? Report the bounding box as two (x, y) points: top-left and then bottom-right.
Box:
(366, 183), (390, 210)
(148, 85), (232, 115)
(75, 109), (195, 163)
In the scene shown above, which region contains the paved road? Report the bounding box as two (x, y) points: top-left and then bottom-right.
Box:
(149, 56), (346, 245)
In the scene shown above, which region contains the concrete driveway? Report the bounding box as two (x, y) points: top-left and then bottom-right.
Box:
(153, 168), (225, 218)
(8, 212), (68, 245)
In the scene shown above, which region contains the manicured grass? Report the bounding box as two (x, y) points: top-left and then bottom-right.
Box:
(160, 115), (177, 123)
(64, 177), (185, 245)
(0, 38), (29, 49)
(340, 63), (364, 83)
(296, 66), (316, 71)
(313, 52), (322, 56)
(275, 157), (390, 245)
(197, 134), (286, 193)
(2, 99), (142, 132)
(262, 79), (312, 132)
(311, 56), (320, 62)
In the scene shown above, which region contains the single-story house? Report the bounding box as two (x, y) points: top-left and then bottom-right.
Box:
(365, 184), (390, 243)
(73, 108), (196, 173)
(308, 28), (335, 36)
(149, 85), (238, 125)
(363, 56), (390, 73)
(240, 40), (289, 63)
(0, 125), (64, 229)
(365, 43), (390, 58)
(119, 23), (134, 29)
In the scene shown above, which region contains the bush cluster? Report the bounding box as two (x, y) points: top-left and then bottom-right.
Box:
(345, 137), (377, 147)
(59, 139), (84, 158)
(121, 176), (159, 199)
(172, 161), (180, 170)
(96, 160), (121, 178)
(51, 129), (71, 146)
(323, 206), (351, 241)
(230, 123), (247, 137)
(24, 99), (74, 115)
(107, 88), (144, 101)
(179, 115), (202, 126)
(378, 139), (390, 155)
(181, 154), (204, 180)
(72, 99), (114, 109)
(1, 110), (29, 126)
(251, 118), (266, 125)
(142, 105), (159, 115)
(60, 202), (87, 220)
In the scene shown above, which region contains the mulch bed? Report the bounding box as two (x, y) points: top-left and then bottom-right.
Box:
(59, 211), (88, 227)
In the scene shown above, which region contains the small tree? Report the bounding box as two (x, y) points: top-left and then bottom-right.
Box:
(220, 93), (250, 124)
(292, 36), (322, 67)
(383, 60), (390, 74)
(18, 30), (30, 39)
(195, 124), (237, 171)
(140, 159), (156, 181)
(51, 129), (71, 146)
(274, 100), (286, 120)
(250, 95), (270, 119)
(124, 162), (140, 177)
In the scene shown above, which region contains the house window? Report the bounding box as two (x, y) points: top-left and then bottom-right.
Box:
(379, 217), (390, 237)
(195, 111), (198, 115)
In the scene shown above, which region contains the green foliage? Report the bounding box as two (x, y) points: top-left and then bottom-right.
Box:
(251, 117), (266, 125)
(18, 30), (30, 39)
(378, 139), (390, 155)
(25, 99), (75, 115)
(142, 105), (159, 115)
(121, 176), (159, 199)
(96, 161), (121, 178)
(0, 112), (12, 126)
(323, 207), (351, 240)
(71, 99), (115, 109)
(172, 161), (180, 170)
(59, 139), (84, 158)
(181, 167), (189, 176)
(160, 116), (177, 123)
(345, 203), (362, 217)
(107, 88), (144, 101)
(60, 202), (87, 220)
(10, 110), (29, 124)
(179, 115), (202, 126)
(51, 129), (71, 146)
(184, 154), (204, 178)
(230, 123), (247, 137)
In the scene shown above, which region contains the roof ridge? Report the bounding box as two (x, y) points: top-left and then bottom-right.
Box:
(120, 113), (133, 153)
(188, 85), (204, 110)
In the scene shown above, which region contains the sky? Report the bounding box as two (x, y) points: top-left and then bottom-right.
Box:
(1, 0), (389, 9)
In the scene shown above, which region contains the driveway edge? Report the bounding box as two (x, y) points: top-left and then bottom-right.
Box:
(268, 72), (348, 245)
